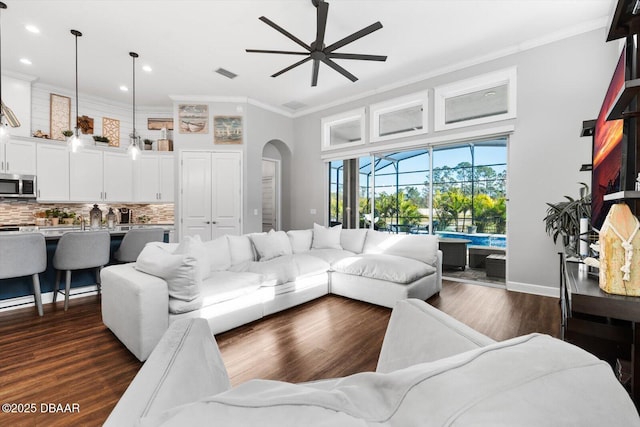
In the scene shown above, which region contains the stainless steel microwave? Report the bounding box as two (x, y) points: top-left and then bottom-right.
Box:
(0, 173), (37, 199)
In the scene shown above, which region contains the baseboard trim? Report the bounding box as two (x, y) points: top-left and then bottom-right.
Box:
(0, 285), (99, 312)
(507, 281), (559, 299)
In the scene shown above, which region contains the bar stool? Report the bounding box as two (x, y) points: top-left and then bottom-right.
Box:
(114, 228), (164, 263)
(0, 233), (46, 316)
(53, 230), (110, 311)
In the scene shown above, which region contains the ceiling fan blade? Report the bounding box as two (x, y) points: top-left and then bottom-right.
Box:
(246, 49), (309, 56)
(327, 52), (387, 61)
(311, 59), (320, 87)
(259, 16), (311, 51)
(325, 22), (383, 53)
(321, 58), (358, 82)
(315, 1), (329, 49)
(271, 56), (312, 78)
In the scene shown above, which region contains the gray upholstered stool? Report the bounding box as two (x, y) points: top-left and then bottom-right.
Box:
(53, 230), (111, 311)
(114, 228), (164, 263)
(0, 233), (47, 316)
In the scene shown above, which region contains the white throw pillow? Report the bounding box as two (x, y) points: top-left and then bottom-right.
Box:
(287, 229), (313, 253)
(175, 235), (211, 280)
(340, 229), (368, 253)
(250, 230), (293, 262)
(135, 243), (202, 308)
(204, 236), (231, 272)
(312, 223), (342, 250)
(227, 235), (256, 266)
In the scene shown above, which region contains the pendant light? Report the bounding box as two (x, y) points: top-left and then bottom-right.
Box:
(0, 2), (10, 144)
(69, 29), (83, 152)
(127, 51), (141, 160)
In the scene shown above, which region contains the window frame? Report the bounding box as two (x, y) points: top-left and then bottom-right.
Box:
(321, 107), (366, 152)
(434, 67), (517, 131)
(369, 91), (429, 143)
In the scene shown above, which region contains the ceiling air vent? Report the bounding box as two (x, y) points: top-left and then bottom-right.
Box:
(283, 101), (307, 111)
(215, 68), (238, 79)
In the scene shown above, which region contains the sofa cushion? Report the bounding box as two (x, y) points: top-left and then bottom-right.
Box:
(287, 229), (313, 253)
(312, 223), (342, 249)
(340, 229), (368, 254)
(135, 242), (203, 314)
(138, 334), (639, 427)
(176, 235), (210, 279)
(363, 231), (439, 265)
(293, 253), (331, 277)
(333, 254), (435, 284)
(227, 235), (256, 266)
(248, 255), (300, 286)
(204, 236), (231, 272)
(250, 230), (293, 261)
(200, 271), (263, 306)
(308, 248), (355, 265)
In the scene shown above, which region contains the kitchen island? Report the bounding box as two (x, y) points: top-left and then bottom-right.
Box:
(0, 225), (173, 311)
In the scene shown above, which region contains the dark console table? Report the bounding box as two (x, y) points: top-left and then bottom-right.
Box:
(560, 254), (639, 404)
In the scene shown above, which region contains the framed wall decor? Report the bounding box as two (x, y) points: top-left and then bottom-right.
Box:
(49, 93), (71, 141)
(147, 118), (174, 131)
(213, 116), (243, 144)
(78, 115), (94, 134)
(178, 104), (208, 134)
(102, 117), (121, 147)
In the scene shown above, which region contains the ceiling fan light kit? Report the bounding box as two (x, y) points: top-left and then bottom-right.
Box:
(246, 0), (386, 87)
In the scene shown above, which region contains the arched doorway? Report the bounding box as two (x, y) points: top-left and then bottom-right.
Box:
(262, 140), (291, 231)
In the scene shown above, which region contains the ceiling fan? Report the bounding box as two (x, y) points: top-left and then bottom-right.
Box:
(246, 0), (387, 87)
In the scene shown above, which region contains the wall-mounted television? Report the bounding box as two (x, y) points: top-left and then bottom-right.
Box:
(592, 45), (626, 230)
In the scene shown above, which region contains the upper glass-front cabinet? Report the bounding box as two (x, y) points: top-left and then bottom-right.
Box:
(370, 91), (429, 142)
(434, 67), (517, 131)
(321, 108), (366, 151)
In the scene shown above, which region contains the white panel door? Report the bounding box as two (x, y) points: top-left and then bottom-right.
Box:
(180, 151), (242, 241)
(181, 152), (213, 241)
(69, 150), (103, 201)
(211, 152), (241, 238)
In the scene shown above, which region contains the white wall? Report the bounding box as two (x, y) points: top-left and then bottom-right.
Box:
(172, 100), (294, 234)
(290, 28), (621, 294)
(31, 83), (172, 148)
(2, 73), (33, 137)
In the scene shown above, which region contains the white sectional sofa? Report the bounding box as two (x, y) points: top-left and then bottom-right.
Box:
(104, 299), (640, 426)
(101, 224), (442, 361)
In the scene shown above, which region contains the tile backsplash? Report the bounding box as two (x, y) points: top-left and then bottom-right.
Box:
(0, 201), (175, 225)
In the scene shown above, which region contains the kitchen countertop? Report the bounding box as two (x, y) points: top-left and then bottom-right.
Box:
(0, 224), (174, 239)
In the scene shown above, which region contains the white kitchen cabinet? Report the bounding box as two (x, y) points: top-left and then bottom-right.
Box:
(1, 138), (36, 175)
(134, 153), (174, 202)
(69, 150), (103, 201)
(103, 151), (133, 202)
(36, 144), (69, 201)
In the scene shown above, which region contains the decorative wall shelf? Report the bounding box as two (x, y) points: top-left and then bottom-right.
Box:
(607, 0), (640, 42)
(606, 78), (640, 121)
(603, 190), (640, 201)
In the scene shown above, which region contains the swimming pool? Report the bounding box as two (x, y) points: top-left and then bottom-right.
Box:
(435, 231), (506, 248)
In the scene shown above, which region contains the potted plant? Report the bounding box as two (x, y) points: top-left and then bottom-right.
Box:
(60, 210), (76, 225)
(543, 182), (591, 256)
(92, 135), (110, 144)
(45, 208), (62, 226)
(62, 130), (74, 138)
(143, 139), (153, 150)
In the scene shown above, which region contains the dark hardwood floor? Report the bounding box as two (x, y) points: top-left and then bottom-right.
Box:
(0, 281), (560, 426)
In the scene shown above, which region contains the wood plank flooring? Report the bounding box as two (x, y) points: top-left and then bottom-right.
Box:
(0, 281), (560, 426)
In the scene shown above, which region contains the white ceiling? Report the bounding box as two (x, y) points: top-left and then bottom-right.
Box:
(1, 0), (613, 115)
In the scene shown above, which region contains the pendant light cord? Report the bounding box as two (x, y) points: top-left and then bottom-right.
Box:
(130, 52), (139, 140)
(0, 2), (6, 118)
(71, 29), (82, 137)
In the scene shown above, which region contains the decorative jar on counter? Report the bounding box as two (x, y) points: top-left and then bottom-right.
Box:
(106, 208), (117, 229)
(90, 204), (102, 230)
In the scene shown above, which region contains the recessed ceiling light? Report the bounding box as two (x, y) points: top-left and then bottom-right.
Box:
(142, 65), (152, 72)
(119, 85), (128, 92)
(20, 58), (32, 65)
(25, 25), (40, 34)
